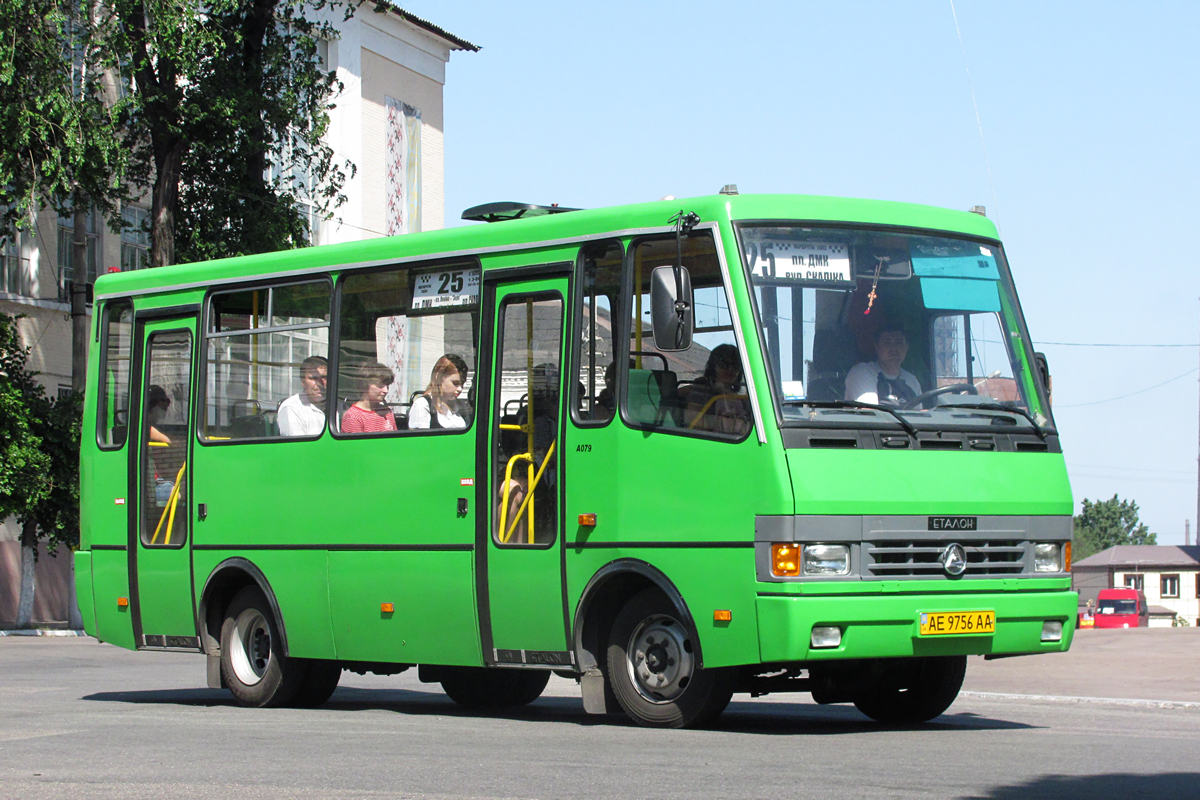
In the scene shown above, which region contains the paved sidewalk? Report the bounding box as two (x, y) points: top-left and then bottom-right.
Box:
(963, 626), (1200, 703)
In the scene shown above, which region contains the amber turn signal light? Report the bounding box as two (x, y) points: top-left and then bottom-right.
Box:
(771, 543), (801, 577)
(578, 513), (597, 527)
(1064, 541), (1072, 573)
(713, 609), (732, 622)
(117, 597), (129, 608)
(380, 602), (394, 613)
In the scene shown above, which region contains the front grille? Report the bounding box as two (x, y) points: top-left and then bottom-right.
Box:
(866, 540), (1026, 577)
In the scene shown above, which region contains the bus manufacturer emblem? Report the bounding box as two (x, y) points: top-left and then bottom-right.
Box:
(940, 543), (967, 576)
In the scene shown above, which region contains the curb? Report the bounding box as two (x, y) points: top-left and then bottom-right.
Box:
(0, 629), (88, 637)
(959, 690), (1200, 710)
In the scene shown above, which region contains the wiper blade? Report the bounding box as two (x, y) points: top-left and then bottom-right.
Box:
(785, 399), (918, 438)
(944, 402), (1046, 440)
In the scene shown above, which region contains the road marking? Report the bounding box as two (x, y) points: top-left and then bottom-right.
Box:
(960, 690), (1200, 710)
(0, 729), (84, 743)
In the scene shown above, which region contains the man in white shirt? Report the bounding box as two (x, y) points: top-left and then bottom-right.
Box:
(278, 356), (328, 436)
(844, 325), (921, 407)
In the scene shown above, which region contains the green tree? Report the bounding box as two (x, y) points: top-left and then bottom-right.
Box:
(1, 313), (82, 627)
(109, 0), (352, 267)
(0, 0), (128, 234)
(1073, 494), (1157, 560)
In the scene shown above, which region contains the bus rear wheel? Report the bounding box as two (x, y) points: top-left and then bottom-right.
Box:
(439, 667), (550, 708)
(606, 589), (733, 728)
(219, 586), (306, 708)
(852, 655), (967, 724)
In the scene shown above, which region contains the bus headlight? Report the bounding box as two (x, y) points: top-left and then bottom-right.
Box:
(1034, 543), (1062, 572)
(803, 544), (850, 576)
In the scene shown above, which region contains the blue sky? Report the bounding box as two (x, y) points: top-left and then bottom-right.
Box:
(404, 1), (1200, 543)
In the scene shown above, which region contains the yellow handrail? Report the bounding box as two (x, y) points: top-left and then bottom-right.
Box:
(501, 440), (557, 544)
(497, 452), (533, 543)
(151, 461), (187, 545)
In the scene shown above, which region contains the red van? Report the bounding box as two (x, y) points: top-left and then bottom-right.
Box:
(1094, 588), (1149, 628)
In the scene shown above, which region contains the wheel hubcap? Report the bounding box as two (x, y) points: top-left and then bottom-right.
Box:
(230, 608), (271, 686)
(626, 614), (694, 703)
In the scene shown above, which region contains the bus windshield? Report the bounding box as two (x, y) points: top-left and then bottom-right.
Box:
(739, 225), (1051, 434)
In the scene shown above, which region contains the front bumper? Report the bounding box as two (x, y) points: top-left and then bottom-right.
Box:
(756, 584), (1077, 662)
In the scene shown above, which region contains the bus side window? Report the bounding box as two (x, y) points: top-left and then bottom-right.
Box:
(203, 281), (331, 441)
(98, 299), (134, 449)
(335, 263), (478, 436)
(623, 231), (751, 440)
(572, 240), (622, 424)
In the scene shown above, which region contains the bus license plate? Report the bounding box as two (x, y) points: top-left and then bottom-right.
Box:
(919, 611), (995, 636)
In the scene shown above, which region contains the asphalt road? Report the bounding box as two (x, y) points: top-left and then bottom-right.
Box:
(1, 631), (1198, 799)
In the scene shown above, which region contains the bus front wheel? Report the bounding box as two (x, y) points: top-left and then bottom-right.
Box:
(219, 586), (306, 708)
(606, 589), (733, 728)
(852, 655), (967, 724)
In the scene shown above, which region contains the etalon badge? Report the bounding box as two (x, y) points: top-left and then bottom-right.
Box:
(940, 543), (967, 576)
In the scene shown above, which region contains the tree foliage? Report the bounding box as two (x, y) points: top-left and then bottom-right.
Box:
(108, 0), (352, 267)
(0, 0), (127, 237)
(1073, 494), (1157, 560)
(0, 313), (81, 556)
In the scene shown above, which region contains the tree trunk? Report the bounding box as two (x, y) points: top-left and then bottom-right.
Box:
(150, 138), (187, 268)
(16, 521), (37, 628)
(71, 200), (88, 393)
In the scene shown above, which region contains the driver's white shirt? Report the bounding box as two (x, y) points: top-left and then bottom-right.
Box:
(844, 361), (921, 405)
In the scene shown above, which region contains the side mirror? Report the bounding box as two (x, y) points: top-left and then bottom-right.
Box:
(1034, 351), (1051, 405)
(650, 265), (693, 351)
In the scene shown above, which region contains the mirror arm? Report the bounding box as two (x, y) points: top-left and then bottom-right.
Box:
(669, 211), (700, 348)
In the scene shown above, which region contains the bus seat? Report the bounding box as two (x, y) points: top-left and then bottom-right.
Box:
(806, 328), (860, 402)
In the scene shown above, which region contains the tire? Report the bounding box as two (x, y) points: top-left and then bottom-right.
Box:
(439, 666), (550, 708)
(606, 588), (733, 728)
(293, 660), (342, 708)
(219, 586), (307, 708)
(852, 655), (967, 724)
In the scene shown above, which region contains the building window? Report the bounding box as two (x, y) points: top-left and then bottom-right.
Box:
(121, 206), (151, 271)
(58, 208), (100, 302)
(0, 232), (31, 297)
(1161, 574), (1180, 599)
(1123, 573), (1144, 591)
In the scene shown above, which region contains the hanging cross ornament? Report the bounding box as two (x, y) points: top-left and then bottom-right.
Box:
(863, 255), (890, 315)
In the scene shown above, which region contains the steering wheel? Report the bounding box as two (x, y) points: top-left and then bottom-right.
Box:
(901, 383), (977, 410)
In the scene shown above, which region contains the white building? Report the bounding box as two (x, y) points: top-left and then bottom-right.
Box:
(1073, 545), (1200, 627)
(0, 6), (477, 626)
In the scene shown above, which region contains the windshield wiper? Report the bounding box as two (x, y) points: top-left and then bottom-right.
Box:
(785, 399), (919, 438)
(943, 402), (1047, 440)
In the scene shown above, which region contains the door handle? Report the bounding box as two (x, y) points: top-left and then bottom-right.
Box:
(457, 498), (468, 517)
(197, 503), (207, 520)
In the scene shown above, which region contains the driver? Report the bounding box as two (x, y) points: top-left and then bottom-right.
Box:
(845, 323), (921, 406)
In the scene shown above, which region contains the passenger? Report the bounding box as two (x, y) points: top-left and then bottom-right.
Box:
(685, 343), (751, 435)
(408, 354), (469, 429)
(278, 355), (328, 437)
(844, 323), (921, 406)
(594, 361), (617, 418)
(146, 384), (172, 446)
(145, 384), (175, 504)
(340, 361), (397, 434)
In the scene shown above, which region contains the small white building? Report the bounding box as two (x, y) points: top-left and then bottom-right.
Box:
(0, 6), (477, 626)
(1073, 545), (1200, 627)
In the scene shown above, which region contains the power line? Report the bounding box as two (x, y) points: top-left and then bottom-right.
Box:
(1055, 367), (1199, 408)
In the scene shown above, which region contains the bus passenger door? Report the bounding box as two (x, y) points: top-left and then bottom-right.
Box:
(478, 277), (571, 667)
(130, 314), (199, 647)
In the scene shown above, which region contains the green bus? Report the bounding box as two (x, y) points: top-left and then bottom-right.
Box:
(77, 192), (1076, 728)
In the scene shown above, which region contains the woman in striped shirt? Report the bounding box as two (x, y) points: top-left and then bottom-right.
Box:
(341, 361), (398, 434)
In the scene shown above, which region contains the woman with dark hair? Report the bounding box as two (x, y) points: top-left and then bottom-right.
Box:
(340, 361), (397, 434)
(684, 343), (751, 436)
(408, 354), (469, 429)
